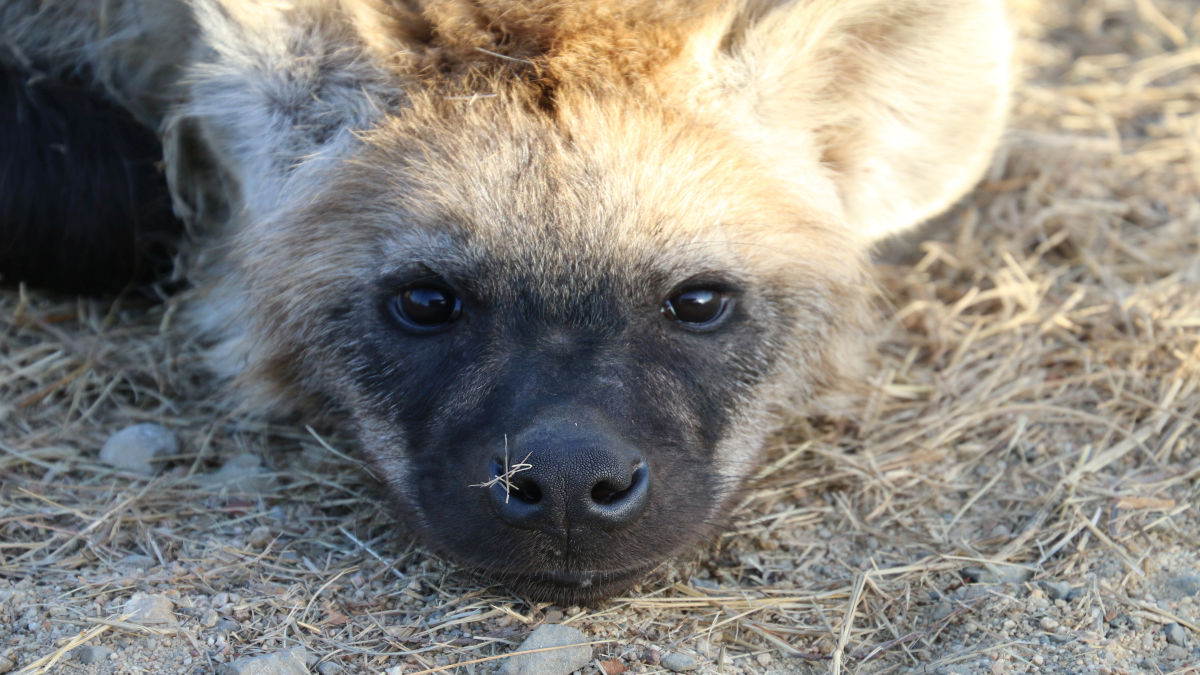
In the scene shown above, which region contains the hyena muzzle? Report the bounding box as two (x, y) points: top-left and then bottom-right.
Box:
(1, 0), (1011, 601)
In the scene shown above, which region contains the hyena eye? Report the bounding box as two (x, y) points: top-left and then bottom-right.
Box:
(662, 287), (730, 329)
(390, 286), (462, 332)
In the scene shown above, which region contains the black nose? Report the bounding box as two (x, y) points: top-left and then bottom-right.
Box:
(488, 425), (650, 532)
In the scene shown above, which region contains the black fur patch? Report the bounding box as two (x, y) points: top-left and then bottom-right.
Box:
(0, 66), (182, 294)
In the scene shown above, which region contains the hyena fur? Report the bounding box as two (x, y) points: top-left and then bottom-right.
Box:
(1, 0), (1011, 601)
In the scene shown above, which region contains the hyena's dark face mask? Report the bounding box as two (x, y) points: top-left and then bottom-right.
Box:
(337, 235), (787, 602)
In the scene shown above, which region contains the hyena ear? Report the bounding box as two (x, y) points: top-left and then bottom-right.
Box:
(691, 0), (1011, 241)
(164, 0), (391, 224)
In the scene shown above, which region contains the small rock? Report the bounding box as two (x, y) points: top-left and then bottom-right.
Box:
(198, 453), (272, 491)
(99, 423), (177, 475)
(219, 646), (308, 675)
(1168, 576), (1200, 597)
(1164, 622), (1188, 647)
(499, 624), (592, 675)
(116, 554), (156, 569)
(0, 655), (14, 673)
(932, 600), (954, 621)
(213, 618), (242, 635)
(661, 651), (698, 672)
(1164, 644), (1189, 661)
(201, 608), (220, 628)
(1041, 580), (1073, 601)
(71, 645), (113, 664)
(316, 662), (343, 675)
(123, 593), (176, 625)
(1039, 617), (1059, 632)
(247, 525), (274, 549)
(962, 565), (1033, 584)
(599, 659), (626, 675)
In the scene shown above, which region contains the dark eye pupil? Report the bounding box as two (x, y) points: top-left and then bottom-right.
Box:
(397, 287), (460, 327)
(665, 288), (727, 325)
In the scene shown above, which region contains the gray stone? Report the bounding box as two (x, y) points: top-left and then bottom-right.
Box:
(198, 453), (272, 490)
(661, 651), (698, 672)
(316, 661), (343, 675)
(71, 645), (113, 664)
(247, 525), (274, 549)
(123, 592), (176, 625)
(1041, 580), (1073, 601)
(1164, 644), (1190, 661)
(1168, 576), (1200, 597)
(99, 423), (177, 475)
(219, 646), (309, 675)
(962, 565), (1033, 584)
(116, 554), (156, 570)
(1164, 622), (1189, 647)
(499, 624), (592, 675)
(0, 655), (14, 674)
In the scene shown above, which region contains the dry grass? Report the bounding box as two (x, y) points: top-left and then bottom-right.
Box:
(2, 1), (1199, 673)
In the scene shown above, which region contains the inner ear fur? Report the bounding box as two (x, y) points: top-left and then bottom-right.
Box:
(698, 0), (1012, 242)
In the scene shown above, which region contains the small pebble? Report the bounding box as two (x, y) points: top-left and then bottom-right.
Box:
(661, 651), (698, 672)
(599, 659), (626, 675)
(219, 646), (308, 675)
(1039, 617), (1059, 632)
(123, 593), (176, 625)
(1164, 622), (1188, 647)
(499, 624), (592, 675)
(116, 554), (156, 569)
(247, 525), (273, 549)
(0, 655), (14, 673)
(71, 646), (114, 664)
(932, 600), (954, 621)
(1168, 576), (1200, 597)
(316, 662), (343, 675)
(1041, 580), (1073, 601)
(198, 453), (272, 490)
(201, 608), (220, 628)
(962, 565), (1032, 584)
(99, 423), (177, 475)
(1164, 644), (1189, 661)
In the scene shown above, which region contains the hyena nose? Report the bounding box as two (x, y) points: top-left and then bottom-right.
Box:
(488, 428), (649, 532)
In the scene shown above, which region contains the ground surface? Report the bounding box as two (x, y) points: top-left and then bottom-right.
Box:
(2, 1), (1199, 673)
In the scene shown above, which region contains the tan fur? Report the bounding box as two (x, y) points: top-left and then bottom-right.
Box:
(4, 0), (1012, 595)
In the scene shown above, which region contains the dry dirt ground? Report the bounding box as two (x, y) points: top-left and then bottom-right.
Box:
(3, 1), (1200, 673)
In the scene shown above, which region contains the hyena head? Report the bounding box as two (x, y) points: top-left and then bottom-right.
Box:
(173, 0), (1010, 601)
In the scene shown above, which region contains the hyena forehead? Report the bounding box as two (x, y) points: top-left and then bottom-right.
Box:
(334, 96), (852, 296)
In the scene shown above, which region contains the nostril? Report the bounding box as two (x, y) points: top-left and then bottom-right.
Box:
(591, 463), (645, 505)
(490, 458), (541, 504)
(510, 476), (542, 503)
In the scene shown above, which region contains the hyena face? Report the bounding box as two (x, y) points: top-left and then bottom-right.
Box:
(3, 0), (1010, 600)
(232, 99), (866, 599)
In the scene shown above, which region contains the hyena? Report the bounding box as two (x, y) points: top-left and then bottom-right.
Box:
(1, 0), (1011, 601)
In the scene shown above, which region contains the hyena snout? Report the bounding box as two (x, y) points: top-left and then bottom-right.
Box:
(489, 422), (650, 533)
